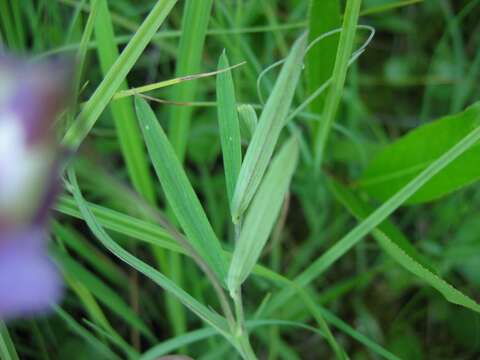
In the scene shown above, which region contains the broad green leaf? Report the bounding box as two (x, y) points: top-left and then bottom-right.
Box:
(313, 0), (362, 167)
(66, 169), (231, 338)
(359, 102), (480, 204)
(265, 109), (480, 315)
(135, 97), (228, 283)
(330, 179), (480, 313)
(216, 51), (242, 205)
(231, 32), (307, 222)
(228, 137), (299, 291)
(168, 0), (214, 162)
(62, 0), (178, 150)
(94, 0), (156, 204)
(237, 104), (258, 142)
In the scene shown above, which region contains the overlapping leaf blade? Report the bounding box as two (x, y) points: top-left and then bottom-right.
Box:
(135, 97), (228, 283)
(228, 137), (299, 291)
(230, 32), (307, 222)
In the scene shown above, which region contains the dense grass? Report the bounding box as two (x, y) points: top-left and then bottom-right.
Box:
(2, 0), (480, 359)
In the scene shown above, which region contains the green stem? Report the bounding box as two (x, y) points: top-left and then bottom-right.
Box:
(232, 288), (258, 360)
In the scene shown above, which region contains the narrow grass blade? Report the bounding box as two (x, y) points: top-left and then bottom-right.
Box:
(62, 0), (178, 150)
(307, 0), (341, 141)
(331, 180), (480, 312)
(237, 104), (258, 142)
(55, 307), (122, 360)
(55, 195), (182, 253)
(54, 194), (289, 287)
(216, 50), (242, 205)
(329, 180), (436, 272)
(0, 322), (18, 360)
(0, 0), (20, 50)
(52, 222), (125, 285)
(67, 169), (231, 337)
(168, 0), (214, 162)
(73, 0), (98, 102)
(267, 113), (480, 315)
(54, 251), (156, 341)
(313, 0), (362, 168)
(93, 0), (156, 203)
(231, 32), (307, 222)
(228, 138), (299, 291)
(135, 97), (228, 282)
(142, 318), (400, 360)
(113, 62), (244, 100)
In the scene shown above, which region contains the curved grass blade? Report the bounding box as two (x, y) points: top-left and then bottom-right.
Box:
(231, 32), (307, 222)
(135, 97), (228, 283)
(54, 251), (155, 341)
(62, 0), (178, 150)
(330, 180), (480, 313)
(228, 138), (299, 291)
(55, 307), (121, 360)
(329, 179), (436, 272)
(141, 317), (399, 360)
(216, 50), (242, 205)
(66, 169), (231, 338)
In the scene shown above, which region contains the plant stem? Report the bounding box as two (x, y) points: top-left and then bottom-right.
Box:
(231, 287), (257, 360)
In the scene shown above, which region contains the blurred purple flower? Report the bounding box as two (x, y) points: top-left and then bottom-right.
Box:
(0, 54), (71, 320)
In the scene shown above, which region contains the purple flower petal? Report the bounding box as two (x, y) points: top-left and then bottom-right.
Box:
(0, 55), (72, 146)
(0, 228), (62, 320)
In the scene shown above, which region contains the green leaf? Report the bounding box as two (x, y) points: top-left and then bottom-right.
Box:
(62, 0), (178, 150)
(313, 0), (362, 167)
(168, 0), (214, 162)
(329, 179), (480, 313)
(237, 104), (258, 142)
(66, 169), (231, 337)
(328, 179), (436, 272)
(93, 0), (156, 204)
(266, 108), (480, 315)
(55, 306), (122, 360)
(55, 196), (181, 253)
(54, 251), (155, 341)
(216, 50), (242, 205)
(359, 102), (480, 204)
(0, 322), (19, 360)
(228, 137), (299, 291)
(135, 97), (228, 283)
(231, 32), (307, 222)
(306, 0), (341, 140)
